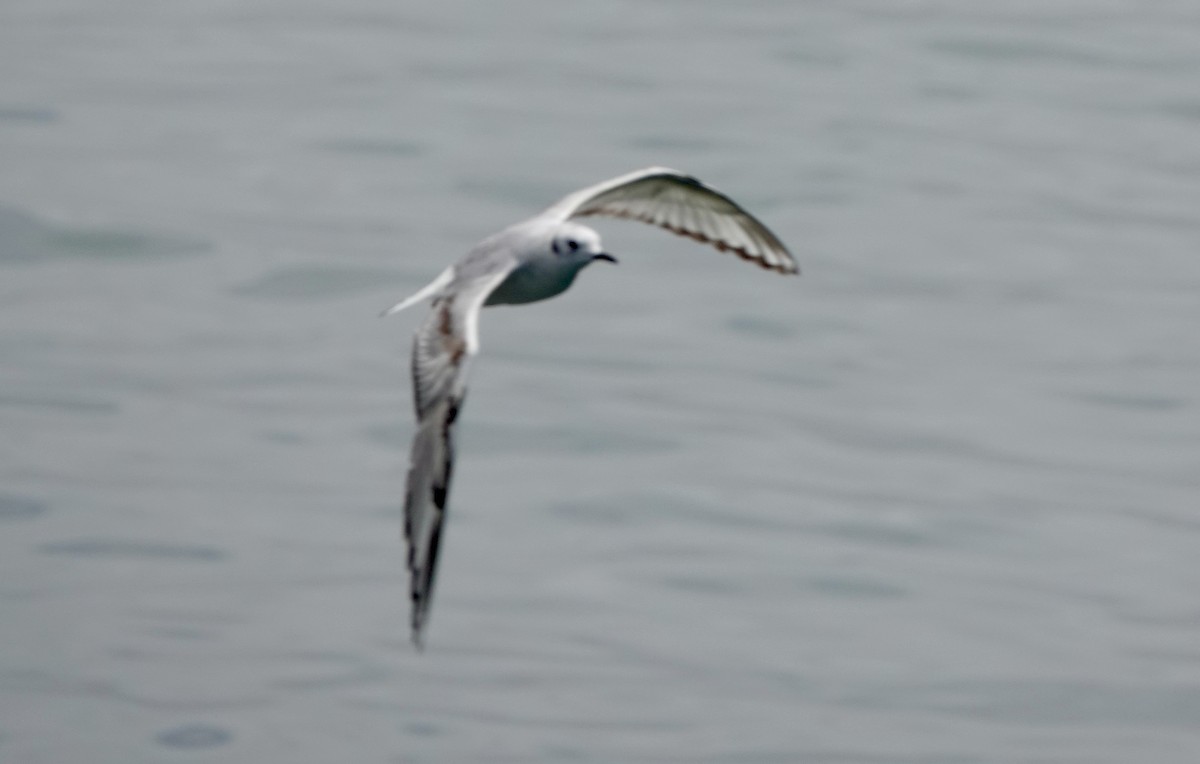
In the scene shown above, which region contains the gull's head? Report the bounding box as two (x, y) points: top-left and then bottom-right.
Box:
(550, 223), (617, 267)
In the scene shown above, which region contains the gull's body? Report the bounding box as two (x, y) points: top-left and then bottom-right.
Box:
(383, 167), (797, 647)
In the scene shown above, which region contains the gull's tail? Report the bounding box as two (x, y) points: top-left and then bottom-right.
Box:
(381, 266), (455, 317)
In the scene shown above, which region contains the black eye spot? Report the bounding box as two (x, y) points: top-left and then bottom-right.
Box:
(567, 239), (579, 253)
(551, 240), (560, 255)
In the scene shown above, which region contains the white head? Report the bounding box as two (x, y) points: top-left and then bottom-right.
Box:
(549, 222), (617, 268)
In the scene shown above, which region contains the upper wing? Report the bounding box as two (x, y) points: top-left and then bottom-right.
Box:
(540, 167), (797, 275)
(403, 266), (514, 648)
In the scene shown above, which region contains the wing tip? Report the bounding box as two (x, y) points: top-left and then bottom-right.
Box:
(410, 575), (431, 650)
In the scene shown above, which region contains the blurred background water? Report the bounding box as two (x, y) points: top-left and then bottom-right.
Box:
(2, 1), (1199, 762)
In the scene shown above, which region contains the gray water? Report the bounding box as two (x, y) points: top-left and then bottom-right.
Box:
(2, 1), (1199, 762)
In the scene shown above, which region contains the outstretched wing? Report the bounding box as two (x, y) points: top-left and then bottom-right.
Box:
(540, 166), (797, 275)
(404, 266), (514, 648)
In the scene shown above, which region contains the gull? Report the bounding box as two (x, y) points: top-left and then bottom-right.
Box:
(382, 167), (797, 647)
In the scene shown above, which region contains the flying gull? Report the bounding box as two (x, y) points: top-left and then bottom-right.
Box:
(382, 167), (797, 647)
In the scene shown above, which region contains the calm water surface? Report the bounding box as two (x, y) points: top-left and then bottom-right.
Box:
(2, 1), (1199, 762)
